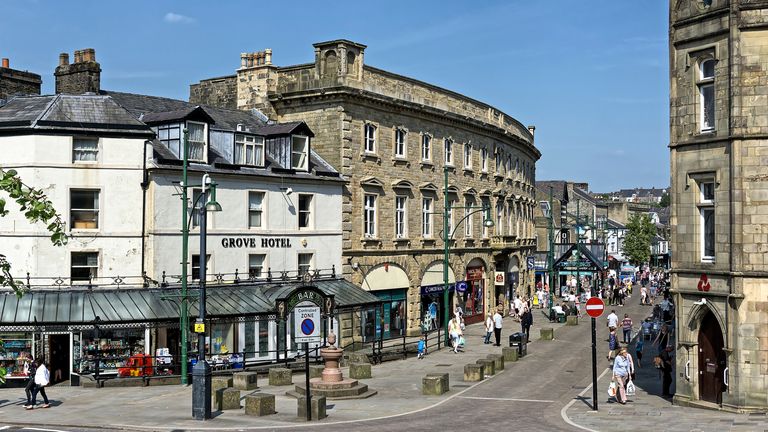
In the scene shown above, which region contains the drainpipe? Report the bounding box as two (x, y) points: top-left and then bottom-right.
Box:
(141, 140), (148, 280)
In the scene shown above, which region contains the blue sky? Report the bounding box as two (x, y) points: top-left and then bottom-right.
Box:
(1, 0), (669, 192)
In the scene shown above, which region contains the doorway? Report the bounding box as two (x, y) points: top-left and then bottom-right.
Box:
(48, 334), (70, 384)
(698, 311), (725, 404)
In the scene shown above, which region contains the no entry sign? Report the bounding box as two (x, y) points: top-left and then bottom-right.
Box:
(585, 297), (605, 318)
(294, 303), (321, 343)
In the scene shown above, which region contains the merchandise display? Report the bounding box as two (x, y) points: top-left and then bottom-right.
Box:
(0, 333), (33, 380)
(75, 329), (145, 375)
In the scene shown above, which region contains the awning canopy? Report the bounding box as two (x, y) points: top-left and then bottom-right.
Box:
(552, 243), (605, 272)
(0, 279), (380, 326)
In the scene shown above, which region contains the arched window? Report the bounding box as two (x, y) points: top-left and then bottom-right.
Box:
(347, 52), (356, 75)
(324, 51), (338, 77)
(698, 59), (715, 132)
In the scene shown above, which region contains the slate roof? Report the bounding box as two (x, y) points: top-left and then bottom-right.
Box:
(536, 180), (569, 202)
(256, 121), (314, 137)
(0, 95), (153, 136)
(615, 187), (667, 198)
(572, 186), (596, 204)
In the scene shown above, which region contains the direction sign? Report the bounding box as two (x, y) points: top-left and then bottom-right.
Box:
(585, 297), (605, 318)
(294, 303), (322, 343)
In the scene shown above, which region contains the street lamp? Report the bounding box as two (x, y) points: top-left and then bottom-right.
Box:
(545, 186), (555, 319)
(442, 167), (493, 345)
(192, 173), (221, 421)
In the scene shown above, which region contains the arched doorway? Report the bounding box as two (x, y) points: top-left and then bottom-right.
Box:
(698, 310), (725, 403)
(419, 261), (456, 331)
(361, 263), (410, 340)
(463, 258), (487, 325)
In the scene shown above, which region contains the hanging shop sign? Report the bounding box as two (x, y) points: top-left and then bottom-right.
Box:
(456, 281), (468, 293)
(466, 266), (484, 281)
(494, 272), (505, 286)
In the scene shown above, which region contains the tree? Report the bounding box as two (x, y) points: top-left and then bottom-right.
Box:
(623, 213), (656, 266)
(0, 168), (67, 296)
(658, 192), (670, 208)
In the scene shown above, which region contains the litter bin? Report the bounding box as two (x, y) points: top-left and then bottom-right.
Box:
(509, 332), (528, 358)
(557, 313), (566, 323)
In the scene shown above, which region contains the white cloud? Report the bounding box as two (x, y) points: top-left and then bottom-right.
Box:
(164, 12), (195, 24)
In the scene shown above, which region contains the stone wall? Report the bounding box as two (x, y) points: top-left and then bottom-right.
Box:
(189, 75), (236, 110)
(0, 67), (41, 101)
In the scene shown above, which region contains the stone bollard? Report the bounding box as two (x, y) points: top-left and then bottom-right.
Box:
(422, 375), (447, 395)
(212, 376), (233, 405)
(309, 364), (325, 379)
(464, 363), (485, 382)
(233, 371), (258, 390)
(502, 347), (519, 362)
(346, 352), (370, 364)
(217, 388), (241, 410)
(487, 353), (505, 371)
(298, 395), (327, 420)
(349, 362), (372, 379)
(245, 393), (276, 416)
(268, 368), (293, 386)
(540, 327), (554, 341)
(426, 372), (449, 391)
(476, 358), (495, 376)
(566, 315), (579, 326)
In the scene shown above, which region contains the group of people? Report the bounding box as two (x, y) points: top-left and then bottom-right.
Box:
(22, 357), (52, 409)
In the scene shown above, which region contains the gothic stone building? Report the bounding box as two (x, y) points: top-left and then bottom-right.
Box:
(670, 0), (768, 411)
(191, 40), (540, 338)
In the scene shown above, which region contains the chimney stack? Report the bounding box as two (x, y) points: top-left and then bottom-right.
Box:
(1, 58), (8, 69)
(55, 48), (101, 95)
(527, 125), (536, 138)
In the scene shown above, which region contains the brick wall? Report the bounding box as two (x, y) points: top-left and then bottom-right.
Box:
(0, 67), (41, 101)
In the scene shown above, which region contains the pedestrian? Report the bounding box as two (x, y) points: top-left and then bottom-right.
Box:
(607, 327), (619, 360)
(26, 360), (50, 409)
(640, 286), (648, 305)
(537, 289), (544, 309)
(574, 294), (581, 317)
(612, 347), (632, 404)
(521, 307), (533, 341)
(493, 307), (503, 346)
(417, 335), (427, 359)
(621, 314), (633, 344)
(606, 309), (619, 330)
(660, 346), (674, 397)
(23, 356), (37, 408)
(635, 337), (644, 367)
(484, 313), (493, 344)
(654, 323), (670, 355)
(448, 315), (463, 353)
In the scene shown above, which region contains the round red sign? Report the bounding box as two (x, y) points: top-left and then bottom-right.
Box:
(585, 297), (605, 318)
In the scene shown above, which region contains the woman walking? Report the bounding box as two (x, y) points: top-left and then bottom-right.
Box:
(26, 360), (50, 409)
(612, 348), (632, 404)
(521, 307), (533, 342)
(448, 315), (463, 353)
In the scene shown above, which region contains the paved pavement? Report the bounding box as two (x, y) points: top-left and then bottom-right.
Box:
(2, 296), (768, 432)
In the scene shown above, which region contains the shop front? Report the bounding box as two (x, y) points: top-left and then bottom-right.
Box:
(462, 263), (486, 325)
(0, 331), (36, 387)
(419, 283), (455, 332)
(359, 263), (410, 340)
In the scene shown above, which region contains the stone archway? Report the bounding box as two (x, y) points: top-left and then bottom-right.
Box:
(361, 263), (410, 339)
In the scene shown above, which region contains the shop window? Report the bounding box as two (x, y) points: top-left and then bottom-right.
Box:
(248, 254), (266, 278)
(70, 189), (99, 230)
(422, 197), (433, 238)
(234, 134), (264, 166)
(210, 323), (233, 355)
(298, 253), (313, 276)
(364, 123), (376, 154)
(192, 254), (211, 281)
(698, 59), (715, 132)
(248, 191), (264, 229)
(364, 194), (377, 238)
(395, 196), (407, 238)
(77, 328), (145, 374)
(73, 137), (98, 162)
(394, 128), (406, 158)
(291, 135), (309, 171)
(71, 252), (98, 281)
(298, 194), (313, 229)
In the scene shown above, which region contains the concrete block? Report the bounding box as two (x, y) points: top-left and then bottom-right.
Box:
(233, 372), (258, 390)
(212, 376), (233, 392)
(268, 368), (293, 386)
(502, 346), (519, 362)
(297, 395), (327, 420)
(426, 372), (449, 391)
(476, 358), (495, 376)
(464, 363), (485, 382)
(309, 364), (325, 379)
(349, 362), (372, 379)
(487, 353), (505, 371)
(422, 375), (447, 395)
(566, 316), (579, 326)
(540, 327), (554, 340)
(216, 388), (241, 410)
(245, 393), (276, 416)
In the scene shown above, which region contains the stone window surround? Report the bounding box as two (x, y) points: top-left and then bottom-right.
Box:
(421, 132), (433, 163)
(444, 137), (454, 166)
(71, 250), (99, 282)
(393, 126), (408, 159)
(691, 172), (717, 263)
(70, 187), (100, 231)
(463, 142), (473, 170)
(363, 193), (378, 239)
(685, 46), (718, 134)
(364, 121), (378, 154)
(248, 253), (268, 278)
(480, 147), (488, 173)
(394, 194), (408, 241)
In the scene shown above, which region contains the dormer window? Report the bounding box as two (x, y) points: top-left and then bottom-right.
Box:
(291, 135), (309, 171)
(156, 123), (182, 157)
(186, 121), (207, 161)
(235, 134), (265, 166)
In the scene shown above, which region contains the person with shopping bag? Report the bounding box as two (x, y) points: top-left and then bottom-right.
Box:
(26, 360), (50, 409)
(612, 348), (632, 404)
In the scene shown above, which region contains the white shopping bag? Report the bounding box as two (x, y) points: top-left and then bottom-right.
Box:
(626, 379), (636, 396)
(607, 381), (617, 397)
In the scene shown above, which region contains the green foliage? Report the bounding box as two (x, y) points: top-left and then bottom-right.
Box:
(623, 213), (656, 266)
(658, 193), (670, 208)
(0, 168), (67, 296)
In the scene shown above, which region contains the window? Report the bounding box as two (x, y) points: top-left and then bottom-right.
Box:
(699, 59), (715, 132)
(187, 121), (206, 161)
(699, 179), (715, 261)
(292, 135), (309, 171)
(515, 158), (520, 178)
(495, 149), (502, 173)
(421, 134), (431, 161)
(422, 197), (433, 238)
(447, 199), (457, 234)
(444, 138), (453, 165)
(156, 123), (181, 157)
(464, 143), (472, 169)
(364, 123), (376, 153)
(481, 148), (488, 172)
(506, 157), (512, 178)
(248, 254), (266, 278)
(364, 194), (377, 237)
(394, 129), (406, 158)
(496, 202), (504, 234)
(465, 198), (474, 237)
(73, 137), (98, 162)
(71, 252), (98, 281)
(298, 194), (312, 229)
(192, 254), (211, 281)
(298, 253), (313, 276)
(482, 198), (491, 238)
(248, 191), (264, 229)
(395, 196), (407, 238)
(235, 134), (264, 166)
(70, 189), (99, 229)
(190, 188), (202, 228)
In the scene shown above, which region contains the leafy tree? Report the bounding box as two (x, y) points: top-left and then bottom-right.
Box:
(623, 213), (655, 266)
(0, 168), (67, 296)
(658, 193), (670, 208)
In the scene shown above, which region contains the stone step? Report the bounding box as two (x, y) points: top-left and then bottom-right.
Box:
(290, 383), (377, 399)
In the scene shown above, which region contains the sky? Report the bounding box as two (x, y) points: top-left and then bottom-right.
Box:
(1, 0), (670, 192)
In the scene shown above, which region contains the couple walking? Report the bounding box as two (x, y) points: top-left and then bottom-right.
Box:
(23, 358), (51, 409)
(483, 308), (504, 346)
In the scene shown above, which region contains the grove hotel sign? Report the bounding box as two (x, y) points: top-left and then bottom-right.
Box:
(221, 237), (292, 248)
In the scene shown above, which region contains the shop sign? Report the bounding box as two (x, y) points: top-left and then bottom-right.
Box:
(494, 272), (505, 286)
(420, 284), (455, 296)
(221, 237), (292, 248)
(526, 256), (535, 270)
(466, 266), (484, 281)
(456, 281), (468, 293)
(697, 274), (711, 292)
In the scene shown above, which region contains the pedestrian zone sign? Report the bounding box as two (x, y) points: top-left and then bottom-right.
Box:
(294, 302), (321, 344)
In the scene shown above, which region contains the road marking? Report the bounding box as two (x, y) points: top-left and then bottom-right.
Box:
(559, 367), (612, 432)
(459, 396), (554, 403)
(24, 428), (72, 432)
(0, 426), (10, 431)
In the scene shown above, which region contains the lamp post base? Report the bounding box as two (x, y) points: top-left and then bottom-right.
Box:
(192, 360), (212, 420)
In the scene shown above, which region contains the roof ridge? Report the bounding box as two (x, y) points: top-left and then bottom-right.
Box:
(33, 94), (59, 128)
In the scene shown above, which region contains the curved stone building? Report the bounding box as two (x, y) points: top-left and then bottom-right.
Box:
(192, 40), (540, 338)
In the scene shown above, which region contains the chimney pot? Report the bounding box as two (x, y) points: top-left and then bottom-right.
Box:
(84, 48), (96, 62)
(265, 48), (272, 65)
(58, 53), (70, 66)
(1, 58), (8, 68)
(527, 125), (536, 137)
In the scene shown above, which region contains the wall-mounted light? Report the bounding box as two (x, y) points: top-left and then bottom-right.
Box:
(280, 186), (293, 195)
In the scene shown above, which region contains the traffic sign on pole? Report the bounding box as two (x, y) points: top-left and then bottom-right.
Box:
(585, 297), (605, 318)
(294, 304), (321, 343)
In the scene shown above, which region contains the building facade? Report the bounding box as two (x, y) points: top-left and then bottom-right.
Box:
(0, 57), (41, 103)
(670, 0), (768, 411)
(191, 40), (541, 335)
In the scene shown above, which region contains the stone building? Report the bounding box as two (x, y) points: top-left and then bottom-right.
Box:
(192, 40), (541, 337)
(670, 0), (768, 411)
(0, 57), (41, 103)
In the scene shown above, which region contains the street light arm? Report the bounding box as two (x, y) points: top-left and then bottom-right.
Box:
(448, 206), (491, 239)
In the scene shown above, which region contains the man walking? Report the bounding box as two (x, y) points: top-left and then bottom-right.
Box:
(621, 314), (633, 344)
(493, 308), (503, 346)
(606, 310), (619, 331)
